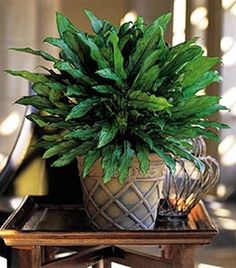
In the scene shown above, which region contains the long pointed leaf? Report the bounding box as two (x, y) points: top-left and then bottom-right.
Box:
(118, 141), (134, 183)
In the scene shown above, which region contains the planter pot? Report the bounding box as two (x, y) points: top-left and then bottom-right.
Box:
(78, 154), (166, 230)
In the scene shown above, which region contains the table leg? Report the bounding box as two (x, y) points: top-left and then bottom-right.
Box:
(163, 245), (195, 268)
(15, 246), (41, 268)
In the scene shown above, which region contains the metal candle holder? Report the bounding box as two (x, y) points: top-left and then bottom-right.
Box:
(157, 155), (220, 222)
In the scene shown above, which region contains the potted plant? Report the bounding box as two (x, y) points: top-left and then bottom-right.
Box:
(7, 10), (229, 230)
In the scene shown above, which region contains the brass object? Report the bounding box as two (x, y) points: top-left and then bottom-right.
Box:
(190, 137), (207, 157)
(158, 156), (220, 220)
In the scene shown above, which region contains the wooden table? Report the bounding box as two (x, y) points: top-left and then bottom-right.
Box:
(0, 196), (218, 268)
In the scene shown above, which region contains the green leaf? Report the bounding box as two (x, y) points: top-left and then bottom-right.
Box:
(128, 13), (171, 76)
(65, 125), (100, 140)
(98, 123), (119, 148)
(67, 85), (87, 97)
(42, 134), (63, 142)
(129, 91), (172, 111)
(56, 11), (74, 38)
(153, 12), (172, 31)
(75, 31), (109, 69)
(44, 108), (69, 118)
(172, 95), (221, 118)
(118, 141), (134, 183)
(26, 113), (74, 129)
(10, 47), (58, 63)
(96, 68), (123, 86)
(82, 149), (101, 177)
(134, 130), (154, 150)
(183, 56), (221, 87)
(26, 113), (48, 127)
(164, 143), (205, 172)
(49, 89), (69, 110)
(136, 144), (150, 175)
(54, 61), (95, 86)
(133, 16), (145, 32)
(109, 31), (127, 79)
(197, 104), (229, 118)
(160, 46), (203, 76)
(16, 96), (52, 109)
(66, 97), (100, 120)
(46, 82), (67, 91)
(147, 116), (165, 130)
(139, 49), (162, 75)
(6, 70), (48, 82)
(52, 141), (95, 167)
(34, 140), (56, 149)
(85, 9), (104, 34)
(118, 22), (132, 37)
(32, 83), (50, 97)
(92, 85), (118, 95)
(102, 144), (122, 183)
(163, 125), (220, 141)
(196, 120), (230, 129)
(44, 37), (80, 67)
(43, 140), (77, 159)
(127, 24), (162, 76)
(132, 65), (160, 91)
(183, 71), (222, 97)
(152, 145), (176, 173)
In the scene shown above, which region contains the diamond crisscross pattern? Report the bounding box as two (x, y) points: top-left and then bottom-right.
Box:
(79, 157), (165, 230)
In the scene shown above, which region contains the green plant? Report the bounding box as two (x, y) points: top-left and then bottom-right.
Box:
(7, 10), (229, 183)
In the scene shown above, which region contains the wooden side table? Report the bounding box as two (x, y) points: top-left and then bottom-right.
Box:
(0, 196), (218, 268)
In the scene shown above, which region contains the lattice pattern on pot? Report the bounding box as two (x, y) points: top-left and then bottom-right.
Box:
(81, 177), (163, 230)
(161, 156), (220, 215)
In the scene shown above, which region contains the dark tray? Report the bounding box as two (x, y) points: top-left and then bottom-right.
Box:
(1, 196), (217, 232)
(0, 196), (219, 247)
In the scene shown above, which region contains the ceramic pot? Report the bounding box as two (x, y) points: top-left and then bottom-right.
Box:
(78, 154), (166, 230)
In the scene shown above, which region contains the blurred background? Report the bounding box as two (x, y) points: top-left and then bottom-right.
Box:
(0, 0), (235, 267)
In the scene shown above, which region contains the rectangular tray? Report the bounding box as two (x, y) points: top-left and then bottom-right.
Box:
(0, 196), (219, 247)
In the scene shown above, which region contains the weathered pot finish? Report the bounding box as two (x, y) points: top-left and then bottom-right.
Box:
(78, 154), (166, 230)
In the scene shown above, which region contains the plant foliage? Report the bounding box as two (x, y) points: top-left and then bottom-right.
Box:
(7, 10), (229, 183)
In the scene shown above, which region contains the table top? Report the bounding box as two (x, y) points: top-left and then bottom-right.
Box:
(0, 196), (218, 247)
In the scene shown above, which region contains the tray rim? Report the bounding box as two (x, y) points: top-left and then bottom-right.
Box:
(0, 195), (219, 247)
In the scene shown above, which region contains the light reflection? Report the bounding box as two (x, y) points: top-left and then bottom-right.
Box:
(212, 207), (231, 217)
(190, 7), (208, 30)
(220, 87), (236, 108)
(0, 111), (20, 136)
(222, 0), (236, 10)
(218, 135), (236, 155)
(216, 184), (228, 198)
(219, 135), (236, 166)
(172, 0), (186, 45)
(120, 10), (137, 25)
(221, 36), (234, 52)
(0, 257), (7, 268)
(229, 3), (236, 15)
(222, 43), (236, 66)
(9, 197), (23, 210)
(208, 201), (223, 209)
(0, 153), (7, 172)
(198, 264), (223, 268)
(217, 217), (236, 230)
(220, 87), (236, 116)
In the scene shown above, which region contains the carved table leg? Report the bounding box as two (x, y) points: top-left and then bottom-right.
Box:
(162, 245), (195, 268)
(15, 246), (41, 268)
